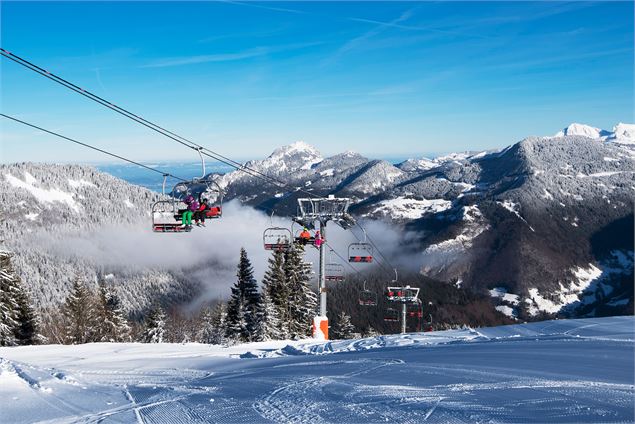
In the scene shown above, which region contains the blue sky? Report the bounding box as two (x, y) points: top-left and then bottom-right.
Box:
(1, 1), (633, 164)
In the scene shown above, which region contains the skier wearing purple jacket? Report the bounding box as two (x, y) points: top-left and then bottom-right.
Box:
(181, 195), (199, 228)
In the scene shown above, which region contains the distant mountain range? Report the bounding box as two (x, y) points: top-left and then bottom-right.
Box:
(212, 123), (634, 319)
(1, 123), (633, 322)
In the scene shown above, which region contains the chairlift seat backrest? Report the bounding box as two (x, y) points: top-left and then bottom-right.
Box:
(263, 227), (293, 250)
(325, 263), (345, 282)
(359, 290), (377, 306)
(384, 308), (399, 322)
(348, 242), (373, 263)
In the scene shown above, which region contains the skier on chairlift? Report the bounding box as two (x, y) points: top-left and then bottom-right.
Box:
(194, 197), (209, 227)
(299, 227), (311, 245)
(314, 230), (323, 248)
(181, 195), (198, 229)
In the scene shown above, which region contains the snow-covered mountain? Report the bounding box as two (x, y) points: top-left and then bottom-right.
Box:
(212, 123), (634, 320)
(553, 122), (635, 145)
(0, 163), (198, 314)
(2, 123), (633, 324)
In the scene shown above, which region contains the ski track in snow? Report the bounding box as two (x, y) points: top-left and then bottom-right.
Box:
(0, 317), (633, 423)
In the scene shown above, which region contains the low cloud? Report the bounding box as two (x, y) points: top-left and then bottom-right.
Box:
(38, 201), (425, 305)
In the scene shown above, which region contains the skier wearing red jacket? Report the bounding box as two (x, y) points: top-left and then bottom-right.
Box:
(194, 198), (209, 227)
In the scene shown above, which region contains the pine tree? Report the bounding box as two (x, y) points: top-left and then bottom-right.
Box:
(142, 303), (166, 343)
(225, 248), (260, 342)
(62, 276), (96, 344)
(0, 251), (20, 346)
(284, 247), (317, 338)
(332, 311), (356, 340)
(198, 303), (227, 344)
(254, 288), (282, 341)
(95, 282), (130, 342)
(261, 249), (288, 339)
(361, 326), (381, 338)
(14, 284), (43, 345)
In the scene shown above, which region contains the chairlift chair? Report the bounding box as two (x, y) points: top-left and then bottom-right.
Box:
(424, 314), (433, 332)
(196, 178), (223, 220)
(151, 201), (191, 233)
(407, 302), (423, 318)
(151, 150), (224, 233)
(263, 227), (293, 251)
(358, 281), (377, 306)
(293, 228), (317, 247)
(384, 307), (399, 322)
(348, 243), (373, 263)
(325, 263), (345, 282)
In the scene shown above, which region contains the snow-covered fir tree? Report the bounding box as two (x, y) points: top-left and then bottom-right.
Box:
(284, 246), (317, 338)
(361, 326), (380, 338)
(0, 250), (21, 346)
(95, 281), (130, 342)
(254, 288), (282, 341)
(62, 276), (96, 344)
(225, 248), (260, 342)
(332, 311), (356, 340)
(261, 249), (289, 339)
(13, 282), (43, 345)
(198, 303), (227, 345)
(142, 303), (166, 343)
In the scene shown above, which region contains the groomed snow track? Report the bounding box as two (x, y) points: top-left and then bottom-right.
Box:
(0, 316), (633, 423)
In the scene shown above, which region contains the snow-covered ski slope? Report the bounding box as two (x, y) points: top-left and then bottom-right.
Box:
(1, 316), (633, 423)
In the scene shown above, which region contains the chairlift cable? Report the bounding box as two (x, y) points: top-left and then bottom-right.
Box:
(0, 48), (317, 197)
(0, 113), (188, 183)
(3, 49), (400, 268)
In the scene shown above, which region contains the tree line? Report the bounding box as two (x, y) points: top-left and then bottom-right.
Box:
(1, 244), (362, 345)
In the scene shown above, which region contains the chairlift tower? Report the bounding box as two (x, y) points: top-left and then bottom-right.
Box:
(386, 285), (421, 334)
(294, 195), (355, 340)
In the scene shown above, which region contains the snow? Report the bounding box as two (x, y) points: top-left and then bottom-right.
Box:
(527, 264), (602, 315)
(25, 213), (39, 221)
(0, 317), (633, 423)
(319, 168), (334, 177)
(555, 123), (604, 139)
(461, 204), (482, 222)
(553, 122), (635, 144)
(577, 171), (624, 178)
(372, 197), (452, 219)
(607, 123), (635, 145)
(24, 172), (37, 185)
(5, 173), (81, 213)
(495, 305), (517, 318)
(489, 287), (520, 305)
(497, 200), (534, 231)
(124, 199), (134, 208)
(68, 178), (96, 188)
